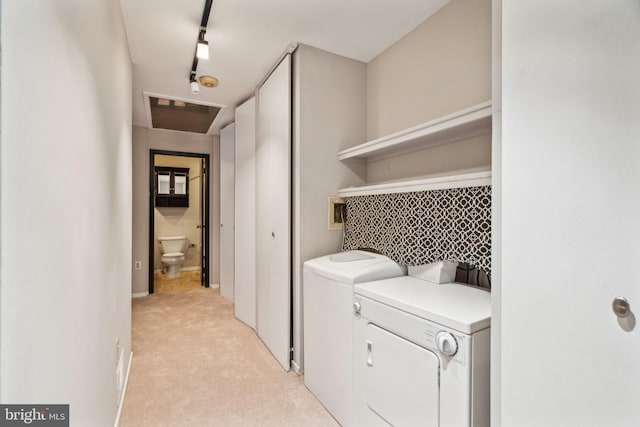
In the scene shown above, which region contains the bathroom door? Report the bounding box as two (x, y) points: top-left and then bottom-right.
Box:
(149, 150), (210, 293)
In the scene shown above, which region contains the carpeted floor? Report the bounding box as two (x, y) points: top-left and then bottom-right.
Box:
(120, 287), (339, 427)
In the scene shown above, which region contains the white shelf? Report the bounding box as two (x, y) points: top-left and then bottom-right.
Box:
(337, 101), (492, 162)
(337, 171), (492, 197)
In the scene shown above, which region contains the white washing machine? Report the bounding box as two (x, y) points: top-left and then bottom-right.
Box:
(352, 276), (491, 427)
(303, 250), (407, 426)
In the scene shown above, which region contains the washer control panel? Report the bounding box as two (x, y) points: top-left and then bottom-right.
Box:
(354, 295), (468, 364)
(436, 331), (458, 356)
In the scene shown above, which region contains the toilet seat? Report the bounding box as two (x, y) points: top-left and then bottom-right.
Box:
(161, 253), (184, 265)
(162, 252), (184, 258)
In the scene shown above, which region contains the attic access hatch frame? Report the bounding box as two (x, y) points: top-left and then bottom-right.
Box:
(143, 92), (227, 135)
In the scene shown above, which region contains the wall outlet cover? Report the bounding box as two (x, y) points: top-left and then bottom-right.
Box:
(328, 197), (346, 230)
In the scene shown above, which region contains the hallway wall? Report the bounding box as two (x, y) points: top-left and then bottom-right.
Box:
(0, 0), (133, 425)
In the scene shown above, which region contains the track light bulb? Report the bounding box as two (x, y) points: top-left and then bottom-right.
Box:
(196, 39), (209, 60)
(190, 80), (200, 94)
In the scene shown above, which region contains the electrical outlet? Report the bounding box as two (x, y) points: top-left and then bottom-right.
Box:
(135, 261), (142, 270)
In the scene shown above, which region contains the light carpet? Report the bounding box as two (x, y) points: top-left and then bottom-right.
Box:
(120, 287), (339, 427)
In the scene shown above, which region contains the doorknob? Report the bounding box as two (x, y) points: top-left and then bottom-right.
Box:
(612, 297), (631, 319)
(271, 231), (275, 238)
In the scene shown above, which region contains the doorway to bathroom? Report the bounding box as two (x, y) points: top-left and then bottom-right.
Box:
(148, 150), (210, 293)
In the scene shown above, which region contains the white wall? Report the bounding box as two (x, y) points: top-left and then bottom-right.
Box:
(365, 0), (492, 180)
(1, 0), (132, 425)
(498, 1), (640, 425)
(366, 134), (492, 183)
(367, 0), (491, 139)
(131, 126), (219, 295)
(293, 44), (367, 371)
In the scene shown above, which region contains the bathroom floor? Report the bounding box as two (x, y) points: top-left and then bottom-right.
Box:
(154, 269), (202, 293)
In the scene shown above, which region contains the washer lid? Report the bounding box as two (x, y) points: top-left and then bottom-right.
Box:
(303, 250), (406, 284)
(354, 276), (491, 334)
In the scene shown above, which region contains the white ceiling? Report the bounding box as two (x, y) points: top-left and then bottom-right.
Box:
(119, 0), (449, 135)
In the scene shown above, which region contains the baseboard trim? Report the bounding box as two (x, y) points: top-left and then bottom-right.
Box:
(291, 360), (302, 375)
(114, 351), (133, 427)
(210, 283), (220, 289)
(131, 292), (149, 298)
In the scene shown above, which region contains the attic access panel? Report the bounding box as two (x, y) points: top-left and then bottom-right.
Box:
(148, 96), (221, 134)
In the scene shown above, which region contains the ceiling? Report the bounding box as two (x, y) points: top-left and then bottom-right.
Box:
(119, 0), (449, 135)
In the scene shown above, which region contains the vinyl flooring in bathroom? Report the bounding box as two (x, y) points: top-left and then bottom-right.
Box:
(154, 269), (202, 293)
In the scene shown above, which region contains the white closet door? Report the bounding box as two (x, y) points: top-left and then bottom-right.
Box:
(234, 97), (256, 329)
(256, 54), (291, 371)
(499, 2), (640, 425)
(219, 123), (235, 302)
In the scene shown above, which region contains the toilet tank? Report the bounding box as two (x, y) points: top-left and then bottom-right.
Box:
(158, 236), (186, 254)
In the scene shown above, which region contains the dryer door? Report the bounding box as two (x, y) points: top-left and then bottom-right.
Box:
(365, 324), (440, 426)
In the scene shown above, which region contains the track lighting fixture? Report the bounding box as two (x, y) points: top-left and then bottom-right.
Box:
(196, 30), (209, 60)
(190, 72), (200, 94)
(188, 0), (214, 93)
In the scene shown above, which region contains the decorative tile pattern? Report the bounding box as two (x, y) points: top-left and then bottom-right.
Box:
(342, 186), (491, 273)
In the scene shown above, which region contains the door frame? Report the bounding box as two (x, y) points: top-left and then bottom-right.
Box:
(148, 149), (211, 294)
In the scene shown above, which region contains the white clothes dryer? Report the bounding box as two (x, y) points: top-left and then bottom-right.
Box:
(352, 276), (491, 427)
(303, 250), (406, 426)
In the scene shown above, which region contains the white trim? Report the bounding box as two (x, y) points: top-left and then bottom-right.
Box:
(337, 101), (492, 162)
(131, 292), (149, 298)
(256, 42), (298, 91)
(142, 92), (228, 135)
(210, 283), (220, 289)
(114, 351), (133, 427)
(337, 171), (492, 197)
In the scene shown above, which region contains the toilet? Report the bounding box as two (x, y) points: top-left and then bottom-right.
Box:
(159, 235), (187, 279)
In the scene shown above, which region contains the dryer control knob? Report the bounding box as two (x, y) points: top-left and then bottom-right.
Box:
(436, 331), (458, 356)
(352, 301), (361, 314)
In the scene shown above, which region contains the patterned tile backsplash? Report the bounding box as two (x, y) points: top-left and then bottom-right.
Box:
(342, 185), (491, 274)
